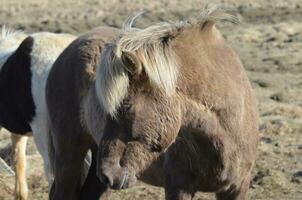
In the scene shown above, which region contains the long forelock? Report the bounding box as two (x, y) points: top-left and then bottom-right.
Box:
(117, 21), (182, 94)
(96, 43), (130, 117)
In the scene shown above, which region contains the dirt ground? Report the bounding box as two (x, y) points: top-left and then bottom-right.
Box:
(0, 0), (301, 199)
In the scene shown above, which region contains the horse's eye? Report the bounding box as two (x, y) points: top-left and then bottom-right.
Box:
(124, 104), (131, 110)
(120, 102), (132, 114)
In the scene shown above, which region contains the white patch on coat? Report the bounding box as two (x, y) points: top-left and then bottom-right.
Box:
(29, 32), (75, 183)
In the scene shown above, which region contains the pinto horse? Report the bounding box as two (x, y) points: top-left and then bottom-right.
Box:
(0, 27), (75, 200)
(46, 5), (258, 200)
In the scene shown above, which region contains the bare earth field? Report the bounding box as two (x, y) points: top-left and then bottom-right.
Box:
(0, 0), (301, 199)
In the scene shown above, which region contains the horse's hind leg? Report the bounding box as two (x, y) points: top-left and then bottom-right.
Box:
(51, 132), (90, 200)
(215, 173), (251, 200)
(52, 151), (86, 200)
(31, 123), (53, 186)
(11, 133), (29, 200)
(80, 144), (111, 200)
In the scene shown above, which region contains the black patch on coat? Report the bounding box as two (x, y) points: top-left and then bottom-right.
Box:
(0, 36), (35, 134)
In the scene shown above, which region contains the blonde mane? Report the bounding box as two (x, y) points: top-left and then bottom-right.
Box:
(96, 4), (238, 116)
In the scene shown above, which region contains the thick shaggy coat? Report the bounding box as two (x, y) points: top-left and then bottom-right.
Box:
(47, 5), (258, 200)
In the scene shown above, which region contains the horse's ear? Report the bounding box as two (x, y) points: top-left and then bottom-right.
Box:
(121, 51), (142, 75)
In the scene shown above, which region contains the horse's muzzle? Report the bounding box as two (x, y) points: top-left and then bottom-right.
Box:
(99, 169), (129, 190)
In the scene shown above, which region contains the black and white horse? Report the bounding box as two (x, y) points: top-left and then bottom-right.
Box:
(0, 26), (75, 200)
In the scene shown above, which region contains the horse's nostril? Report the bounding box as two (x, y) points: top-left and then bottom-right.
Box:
(99, 173), (113, 187)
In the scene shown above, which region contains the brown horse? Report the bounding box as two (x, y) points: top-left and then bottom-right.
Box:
(46, 27), (118, 200)
(46, 5), (258, 200)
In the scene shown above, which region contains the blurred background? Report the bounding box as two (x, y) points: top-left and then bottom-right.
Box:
(0, 0), (301, 199)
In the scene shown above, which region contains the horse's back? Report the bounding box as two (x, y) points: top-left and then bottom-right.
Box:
(47, 26), (120, 101)
(175, 27), (258, 136)
(46, 27), (120, 136)
(30, 32), (76, 115)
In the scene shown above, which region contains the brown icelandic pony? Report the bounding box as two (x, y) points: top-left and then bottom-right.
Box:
(46, 5), (259, 200)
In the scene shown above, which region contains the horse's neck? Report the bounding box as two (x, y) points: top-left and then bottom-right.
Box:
(0, 32), (28, 71)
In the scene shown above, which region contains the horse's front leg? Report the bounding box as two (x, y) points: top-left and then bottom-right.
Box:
(11, 133), (29, 200)
(215, 173), (252, 200)
(164, 146), (196, 200)
(164, 171), (196, 200)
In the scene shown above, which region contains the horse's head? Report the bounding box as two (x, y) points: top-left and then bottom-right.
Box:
(97, 92), (182, 189)
(94, 23), (183, 189)
(95, 5), (237, 189)
(95, 24), (183, 189)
